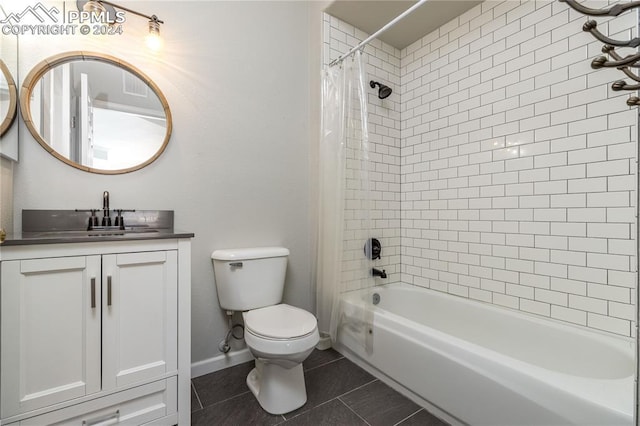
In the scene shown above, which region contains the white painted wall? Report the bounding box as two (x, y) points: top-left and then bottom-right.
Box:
(0, 158), (12, 233)
(12, 1), (313, 367)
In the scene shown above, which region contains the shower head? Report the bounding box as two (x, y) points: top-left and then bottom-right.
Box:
(370, 80), (392, 99)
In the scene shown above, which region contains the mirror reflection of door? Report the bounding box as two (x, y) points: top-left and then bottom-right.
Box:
(33, 64), (73, 159)
(79, 72), (93, 167)
(23, 53), (171, 174)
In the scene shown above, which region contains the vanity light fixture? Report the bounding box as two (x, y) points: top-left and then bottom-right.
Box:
(145, 15), (163, 50)
(81, 0), (107, 14)
(77, 0), (164, 50)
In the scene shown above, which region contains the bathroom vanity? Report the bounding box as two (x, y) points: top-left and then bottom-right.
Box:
(0, 211), (193, 425)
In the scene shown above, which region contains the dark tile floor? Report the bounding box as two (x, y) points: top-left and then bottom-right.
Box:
(191, 348), (449, 426)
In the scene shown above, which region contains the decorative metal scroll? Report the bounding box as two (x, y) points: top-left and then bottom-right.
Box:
(560, 0), (640, 106)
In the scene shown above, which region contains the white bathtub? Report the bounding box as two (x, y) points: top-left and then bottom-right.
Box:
(335, 283), (635, 426)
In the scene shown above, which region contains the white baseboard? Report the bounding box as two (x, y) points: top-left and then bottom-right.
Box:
(191, 348), (254, 378)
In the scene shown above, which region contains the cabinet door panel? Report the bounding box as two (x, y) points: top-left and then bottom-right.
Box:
(102, 251), (177, 390)
(1, 256), (101, 418)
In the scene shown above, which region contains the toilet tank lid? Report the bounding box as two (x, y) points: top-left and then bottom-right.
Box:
(211, 247), (289, 261)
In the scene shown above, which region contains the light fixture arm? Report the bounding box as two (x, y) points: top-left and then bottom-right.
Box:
(95, 0), (163, 24)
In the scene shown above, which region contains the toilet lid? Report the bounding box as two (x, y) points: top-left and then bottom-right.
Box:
(243, 304), (317, 339)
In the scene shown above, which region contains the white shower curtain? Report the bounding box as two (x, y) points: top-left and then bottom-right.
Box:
(317, 51), (375, 349)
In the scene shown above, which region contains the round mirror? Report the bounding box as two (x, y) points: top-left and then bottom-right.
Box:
(20, 52), (172, 174)
(0, 59), (18, 137)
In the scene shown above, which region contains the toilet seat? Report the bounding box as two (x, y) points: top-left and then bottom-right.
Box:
(243, 304), (317, 340)
(242, 304), (320, 358)
(244, 325), (319, 359)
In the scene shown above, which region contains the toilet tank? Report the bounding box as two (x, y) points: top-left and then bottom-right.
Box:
(211, 247), (289, 311)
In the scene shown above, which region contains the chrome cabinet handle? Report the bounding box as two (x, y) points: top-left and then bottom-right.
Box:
(90, 277), (96, 309)
(107, 276), (112, 306)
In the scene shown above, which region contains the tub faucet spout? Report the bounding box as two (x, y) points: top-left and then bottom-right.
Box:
(372, 268), (387, 279)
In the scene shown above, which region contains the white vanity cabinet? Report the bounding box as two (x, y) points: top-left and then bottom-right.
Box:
(0, 238), (191, 426)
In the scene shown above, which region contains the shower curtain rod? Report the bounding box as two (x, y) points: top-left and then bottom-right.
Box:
(329, 0), (429, 67)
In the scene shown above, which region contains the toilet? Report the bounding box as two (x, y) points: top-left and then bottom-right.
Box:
(211, 247), (319, 415)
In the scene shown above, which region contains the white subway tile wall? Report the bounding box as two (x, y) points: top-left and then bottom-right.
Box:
(323, 0), (637, 336)
(400, 0), (636, 336)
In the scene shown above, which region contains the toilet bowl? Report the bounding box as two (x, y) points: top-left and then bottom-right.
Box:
(242, 304), (319, 414)
(243, 304), (319, 366)
(211, 247), (319, 415)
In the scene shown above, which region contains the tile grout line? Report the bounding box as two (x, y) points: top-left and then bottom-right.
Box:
(280, 397), (344, 424)
(392, 408), (425, 426)
(280, 376), (378, 423)
(198, 390), (252, 410)
(303, 355), (345, 373)
(336, 377), (379, 400)
(190, 381), (203, 411)
(336, 396), (373, 426)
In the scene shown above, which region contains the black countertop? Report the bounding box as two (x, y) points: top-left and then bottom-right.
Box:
(2, 230), (195, 246)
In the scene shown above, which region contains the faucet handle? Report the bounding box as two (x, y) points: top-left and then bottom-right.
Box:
(114, 210), (123, 229)
(114, 209), (135, 230)
(75, 209), (100, 230)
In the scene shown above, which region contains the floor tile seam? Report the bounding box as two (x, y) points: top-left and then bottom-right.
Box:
(274, 416), (287, 425)
(393, 408), (425, 426)
(190, 381), (204, 411)
(303, 356), (345, 373)
(280, 397), (340, 422)
(199, 390), (252, 409)
(336, 396), (373, 426)
(336, 377), (379, 401)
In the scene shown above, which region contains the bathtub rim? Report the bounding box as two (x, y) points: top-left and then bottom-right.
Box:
(342, 282), (634, 360)
(338, 282), (635, 420)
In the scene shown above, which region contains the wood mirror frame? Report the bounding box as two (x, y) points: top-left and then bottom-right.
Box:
(0, 59), (18, 137)
(20, 51), (172, 174)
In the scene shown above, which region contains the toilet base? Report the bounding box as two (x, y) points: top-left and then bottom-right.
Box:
(246, 359), (307, 415)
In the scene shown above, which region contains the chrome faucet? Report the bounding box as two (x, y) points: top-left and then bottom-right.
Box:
(372, 268), (387, 279)
(102, 191), (111, 226)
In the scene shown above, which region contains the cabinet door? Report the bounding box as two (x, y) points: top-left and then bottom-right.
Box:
(102, 251), (178, 390)
(1, 256), (102, 418)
